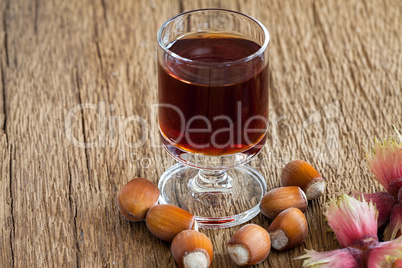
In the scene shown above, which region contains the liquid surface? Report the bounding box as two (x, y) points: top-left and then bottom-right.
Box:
(168, 33), (260, 63)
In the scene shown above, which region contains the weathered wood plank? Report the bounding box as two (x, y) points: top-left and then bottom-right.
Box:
(0, 0), (7, 130)
(3, 0), (95, 265)
(0, 134), (12, 268)
(0, 64), (4, 132)
(0, 0), (12, 266)
(65, 0), (182, 266)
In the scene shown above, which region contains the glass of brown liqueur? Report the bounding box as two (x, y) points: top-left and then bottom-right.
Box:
(157, 9), (269, 228)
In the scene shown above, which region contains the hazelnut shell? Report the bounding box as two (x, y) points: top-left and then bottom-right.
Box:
(117, 178), (160, 222)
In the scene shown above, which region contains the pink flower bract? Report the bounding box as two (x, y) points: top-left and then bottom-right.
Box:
(365, 237), (402, 268)
(384, 204), (402, 241)
(366, 127), (402, 197)
(353, 191), (396, 227)
(296, 248), (363, 268)
(325, 194), (378, 248)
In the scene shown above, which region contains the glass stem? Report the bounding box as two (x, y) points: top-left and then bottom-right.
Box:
(191, 169), (233, 193)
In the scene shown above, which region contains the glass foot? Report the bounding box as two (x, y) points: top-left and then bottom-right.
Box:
(158, 163), (267, 228)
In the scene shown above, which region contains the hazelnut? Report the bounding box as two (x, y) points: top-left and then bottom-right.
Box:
(117, 178), (160, 222)
(281, 160), (325, 200)
(267, 208), (308, 250)
(227, 224), (271, 266)
(171, 230), (213, 268)
(260, 186), (308, 219)
(146, 204), (197, 242)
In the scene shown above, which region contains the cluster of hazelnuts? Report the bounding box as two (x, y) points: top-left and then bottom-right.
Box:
(117, 160), (325, 267)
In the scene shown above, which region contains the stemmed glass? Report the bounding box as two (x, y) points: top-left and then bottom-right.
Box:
(157, 9), (270, 228)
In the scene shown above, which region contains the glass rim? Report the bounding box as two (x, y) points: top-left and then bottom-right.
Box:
(157, 8), (270, 67)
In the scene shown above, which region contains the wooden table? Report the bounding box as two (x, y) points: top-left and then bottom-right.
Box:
(0, 0), (400, 267)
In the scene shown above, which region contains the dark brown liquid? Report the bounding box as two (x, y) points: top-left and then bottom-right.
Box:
(159, 33), (269, 156)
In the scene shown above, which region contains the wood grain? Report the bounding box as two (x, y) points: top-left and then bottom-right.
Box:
(1, 0), (12, 266)
(0, 0), (401, 267)
(0, 131), (12, 267)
